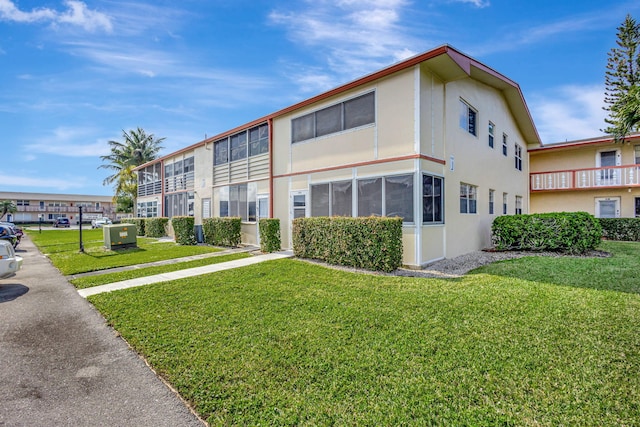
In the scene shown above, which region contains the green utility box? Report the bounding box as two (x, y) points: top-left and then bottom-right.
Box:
(103, 224), (137, 250)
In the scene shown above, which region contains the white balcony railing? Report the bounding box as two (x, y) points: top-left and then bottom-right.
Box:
(531, 165), (640, 191)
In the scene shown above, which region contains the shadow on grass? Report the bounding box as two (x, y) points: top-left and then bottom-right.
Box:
(468, 241), (640, 295)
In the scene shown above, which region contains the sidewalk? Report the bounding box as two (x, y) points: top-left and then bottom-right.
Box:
(78, 250), (293, 298)
(0, 235), (205, 426)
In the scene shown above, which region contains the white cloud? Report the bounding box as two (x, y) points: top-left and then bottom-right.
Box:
(25, 127), (112, 157)
(530, 85), (608, 144)
(269, 0), (421, 91)
(450, 0), (490, 7)
(0, 0), (112, 32)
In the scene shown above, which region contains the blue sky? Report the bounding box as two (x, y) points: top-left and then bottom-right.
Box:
(1, 0), (639, 196)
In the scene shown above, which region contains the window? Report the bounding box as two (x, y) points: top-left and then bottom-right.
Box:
(137, 200), (158, 218)
(184, 157), (194, 173)
(503, 193), (508, 215)
(249, 124), (269, 156)
(230, 132), (247, 162)
(488, 122), (495, 148)
(515, 144), (523, 171)
(459, 100), (477, 136)
(310, 181), (353, 217)
(515, 196), (523, 214)
(357, 178), (382, 217)
(636, 197), (640, 218)
(16, 200), (29, 206)
(214, 123), (269, 165)
(459, 183), (477, 214)
(292, 92), (375, 143)
(385, 175), (414, 223)
(293, 193), (307, 219)
(219, 183), (256, 221)
(635, 145), (640, 164)
(489, 189), (495, 214)
(502, 134), (508, 156)
(214, 139), (228, 165)
(423, 174), (443, 223)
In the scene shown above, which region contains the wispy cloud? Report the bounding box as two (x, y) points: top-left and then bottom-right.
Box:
(0, 0), (112, 32)
(530, 85), (608, 144)
(269, 0), (423, 92)
(450, 0), (490, 7)
(0, 173), (86, 190)
(25, 127), (112, 157)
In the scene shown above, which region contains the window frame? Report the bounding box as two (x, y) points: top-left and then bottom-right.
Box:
(502, 133), (508, 156)
(489, 189), (495, 215)
(459, 183), (477, 214)
(488, 121), (495, 148)
(291, 91), (375, 143)
(514, 144), (523, 171)
(422, 174), (444, 224)
(459, 99), (478, 136)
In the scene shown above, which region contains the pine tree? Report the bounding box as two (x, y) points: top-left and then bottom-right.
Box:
(604, 14), (640, 141)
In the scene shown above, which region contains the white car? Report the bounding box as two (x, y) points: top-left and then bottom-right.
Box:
(0, 240), (22, 279)
(91, 217), (113, 228)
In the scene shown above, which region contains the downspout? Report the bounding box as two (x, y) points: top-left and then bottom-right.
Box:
(268, 117), (274, 218)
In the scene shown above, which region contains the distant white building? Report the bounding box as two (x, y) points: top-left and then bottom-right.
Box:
(0, 191), (116, 224)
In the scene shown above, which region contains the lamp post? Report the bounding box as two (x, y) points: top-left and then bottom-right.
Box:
(79, 206), (84, 253)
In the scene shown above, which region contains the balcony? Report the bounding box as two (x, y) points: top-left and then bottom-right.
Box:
(531, 165), (640, 191)
(15, 206), (114, 214)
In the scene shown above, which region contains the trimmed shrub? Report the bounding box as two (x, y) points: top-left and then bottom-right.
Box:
(292, 216), (403, 272)
(171, 216), (196, 245)
(203, 217), (241, 247)
(145, 217), (169, 238)
(259, 218), (281, 253)
(599, 217), (640, 241)
(492, 212), (602, 254)
(125, 218), (146, 236)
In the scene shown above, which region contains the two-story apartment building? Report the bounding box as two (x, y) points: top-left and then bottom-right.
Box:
(530, 133), (640, 218)
(135, 45), (541, 268)
(0, 191), (116, 224)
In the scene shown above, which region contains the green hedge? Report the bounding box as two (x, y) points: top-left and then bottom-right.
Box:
(171, 216), (196, 245)
(126, 218), (146, 236)
(292, 216), (403, 272)
(259, 218), (281, 253)
(598, 217), (640, 241)
(145, 217), (169, 238)
(492, 212), (602, 254)
(203, 217), (241, 247)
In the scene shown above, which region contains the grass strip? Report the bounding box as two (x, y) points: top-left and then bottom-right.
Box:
(71, 252), (251, 289)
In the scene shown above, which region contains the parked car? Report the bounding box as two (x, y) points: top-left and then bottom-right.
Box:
(0, 222), (22, 248)
(53, 218), (70, 228)
(0, 240), (22, 279)
(91, 217), (112, 228)
(0, 225), (18, 248)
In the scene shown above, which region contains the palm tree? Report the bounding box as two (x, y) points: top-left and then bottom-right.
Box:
(99, 128), (165, 212)
(0, 200), (17, 221)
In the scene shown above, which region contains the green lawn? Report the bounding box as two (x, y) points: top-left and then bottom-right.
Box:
(27, 228), (223, 275)
(88, 240), (640, 426)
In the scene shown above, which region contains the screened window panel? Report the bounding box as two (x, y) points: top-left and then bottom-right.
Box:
(184, 157), (194, 173)
(229, 186), (239, 217)
(249, 124), (269, 156)
(164, 163), (173, 177)
(315, 104), (342, 137)
(230, 132), (247, 162)
(238, 184), (248, 221)
(358, 178), (382, 217)
(292, 113), (315, 143)
(344, 92), (375, 129)
(173, 160), (183, 175)
(311, 184), (330, 217)
(214, 139), (228, 165)
(385, 174), (413, 223)
(331, 181), (352, 217)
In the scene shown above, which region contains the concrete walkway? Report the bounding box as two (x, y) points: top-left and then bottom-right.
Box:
(0, 235), (206, 426)
(78, 251), (293, 298)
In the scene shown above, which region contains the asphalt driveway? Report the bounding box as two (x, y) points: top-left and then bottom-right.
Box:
(0, 235), (204, 426)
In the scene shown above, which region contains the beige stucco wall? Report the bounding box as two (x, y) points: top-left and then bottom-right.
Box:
(440, 77), (530, 259)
